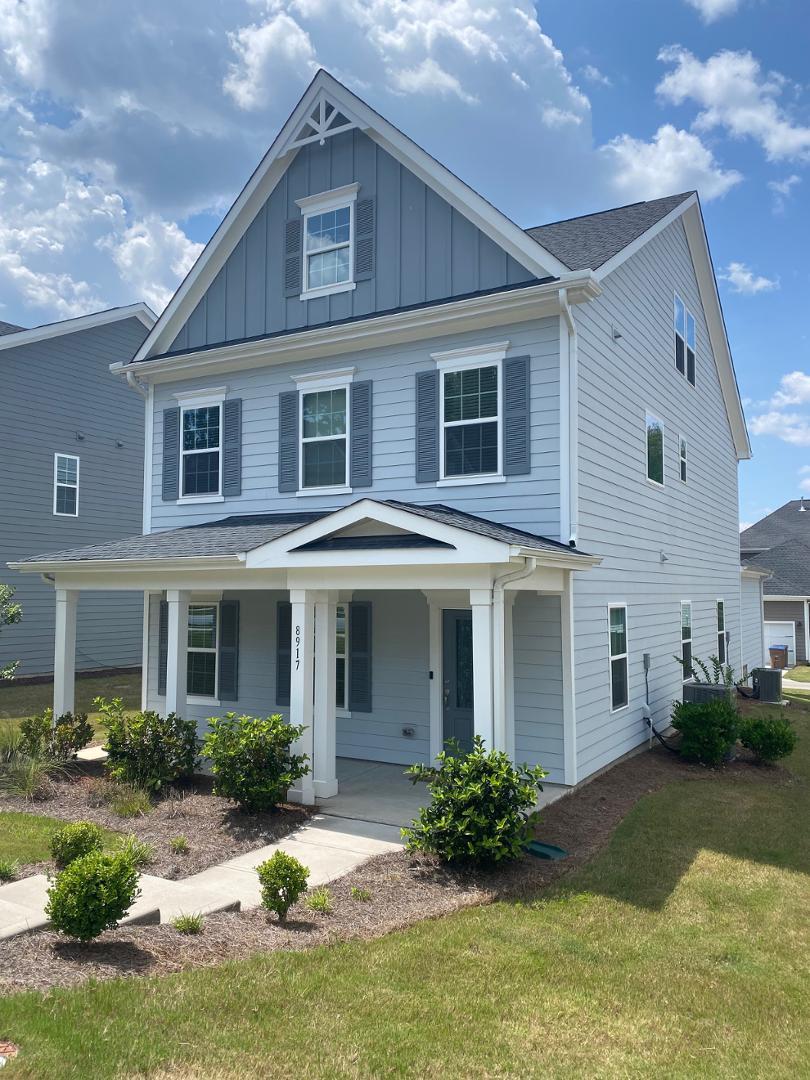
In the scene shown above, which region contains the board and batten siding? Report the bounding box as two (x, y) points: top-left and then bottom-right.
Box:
(0, 318), (148, 676)
(572, 217), (742, 781)
(740, 573), (765, 675)
(149, 318), (562, 539)
(166, 128), (534, 355)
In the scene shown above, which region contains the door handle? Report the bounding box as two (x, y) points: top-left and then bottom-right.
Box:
(443, 681), (450, 707)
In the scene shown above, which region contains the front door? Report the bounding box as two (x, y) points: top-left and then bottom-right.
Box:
(442, 609), (474, 753)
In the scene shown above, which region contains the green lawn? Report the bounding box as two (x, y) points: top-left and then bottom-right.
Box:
(786, 664), (810, 683)
(0, 811), (119, 864)
(0, 671), (140, 742)
(0, 698), (808, 1078)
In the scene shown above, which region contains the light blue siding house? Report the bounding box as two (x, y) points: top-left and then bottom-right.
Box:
(10, 72), (756, 804)
(0, 305), (155, 678)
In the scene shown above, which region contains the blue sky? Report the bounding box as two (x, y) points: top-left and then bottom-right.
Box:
(0, 0), (807, 527)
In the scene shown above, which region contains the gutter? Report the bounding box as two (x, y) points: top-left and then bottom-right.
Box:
(492, 557), (537, 755)
(559, 288), (579, 547)
(9, 554), (246, 575)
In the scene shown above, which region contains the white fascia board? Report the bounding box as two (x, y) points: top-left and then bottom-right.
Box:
(8, 555), (245, 575)
(0, 303), (156, 354)
(594, 195), (697, 280)
(763, 593), (807, 600)
(113, 274), (600, 384)
(741, 566), (773, 579)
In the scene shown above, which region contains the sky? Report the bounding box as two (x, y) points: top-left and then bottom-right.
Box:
(0, 0), (807, 528)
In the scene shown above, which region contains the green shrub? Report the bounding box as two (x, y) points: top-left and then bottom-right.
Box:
(0, 751), (63, 800)
(671, 699), (739, 766)
(0, 857), (20, 882)
(740, 714), (797, 764)
(46, 851), (140, 940)
(50, 821), (105, 868)
(19, 709), (93, 761)
(107, 783), (152, 818)
(172, 912), (204, 934)
(305, 886), (332, 914)
(202, 712), (309, 813)
(403, 737), (548, 865)
(350, 886), (371, 902)
(97, 697), (198, 793)
(116, 834), (154, 869)
(256, 851), (309, 921)
(170, 834), (190, 854)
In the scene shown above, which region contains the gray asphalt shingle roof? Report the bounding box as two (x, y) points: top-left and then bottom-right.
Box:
(740, 501), (810, 555)
(525, 192), (694, 271)
(749, 539), (810, 596)
(0, 320), (24, 337)
(14, 501), (585, 565)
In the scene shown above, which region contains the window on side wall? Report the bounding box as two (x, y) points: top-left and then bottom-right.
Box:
(674, 293), (696, 386)
(679, 436), (688, 483)
(716, 600), (726, 665)
(301, 386), (348, 489)
(181, 405), (221, 497)
(187, 604), (218, 700)
(609, 605), (628, 711)
(646, 413), (664, 486)
(53, 453), (79, 516)
(681, 602), (692, 680)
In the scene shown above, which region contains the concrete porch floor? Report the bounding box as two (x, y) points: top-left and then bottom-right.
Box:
(318, 757), (569, 828)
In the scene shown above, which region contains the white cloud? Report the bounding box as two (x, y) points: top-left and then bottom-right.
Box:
(768, 174), (801, 213)
(98, 216), (203, 313)
(721, 261), (779, 295)
(749, 410), (810, 446)
(223, 13), (318, 111)
(684, 0), (740, 23)
(391, 58), (477, 105)
(770, 371), (810, 408)
(601, 123), (742, 202)
(542, 104), (583, 129)
(582, 64), (611, 87)
(658, 47), (810, 162)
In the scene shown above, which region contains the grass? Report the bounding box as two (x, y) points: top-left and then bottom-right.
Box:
(785, 664), (810, 683)
(0, 671), (141, 742)
(0, 696), (808, 1078)
(0, 811), (119, 865)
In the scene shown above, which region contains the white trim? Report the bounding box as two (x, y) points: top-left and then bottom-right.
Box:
(645, 412), (665, 487)
(762, 593), (809, 600)
(187, 600), (219, 702)
(173, 386), (228, 407)
(431, 341), (510, 365)
(716, 597), (727, 664)
(179, 399), (223, 501)
(143, 384), (154, 533)
(608, 602), (628, 713)
(0, 303), (156, 354)
(427, 602), (443, 760)
(436, 475), (505, 488)
(678, 433), (688, 484)
(53, 453), (80, 517)
(596, 195), (697, 279)
(674, 290), (697, 387)
(437, 353), (503, 483)
(291, 367), (355, 389)
(680, 600), (692, 682)
(296, 182), (360, 213)
(561, 574), (577, 785)
(300, 189), (357, 300)
(298, 380), (350, 492)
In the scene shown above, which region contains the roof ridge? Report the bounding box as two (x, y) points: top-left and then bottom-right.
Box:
(525, 191), (694, 233)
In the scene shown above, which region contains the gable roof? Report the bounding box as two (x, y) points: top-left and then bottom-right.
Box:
(526, 193), (694, 271)
(0, 303), (156, 354)
(740, 500), (810, 554)
(0, 320), (24, 337)
(746, 538), (810, 596)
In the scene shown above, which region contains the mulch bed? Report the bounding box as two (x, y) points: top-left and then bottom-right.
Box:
(0, 742), (794, 993)
(1, 762), (310, 881)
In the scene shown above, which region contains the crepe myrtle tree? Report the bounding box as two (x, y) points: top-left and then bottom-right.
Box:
(0, 584), (22, 680)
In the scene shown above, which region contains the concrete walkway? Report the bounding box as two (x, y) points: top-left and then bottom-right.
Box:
(0, 814), (402, 942)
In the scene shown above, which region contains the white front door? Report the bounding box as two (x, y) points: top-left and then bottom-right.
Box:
(764, 621), (796, 667)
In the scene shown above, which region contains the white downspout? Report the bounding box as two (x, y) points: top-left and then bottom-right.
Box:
(559, 288), (579, 547)
(492, 556), (537, 756)
(124, 370), (153, 536)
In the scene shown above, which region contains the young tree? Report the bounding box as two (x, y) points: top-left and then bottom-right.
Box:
(0, 584), (23, 680)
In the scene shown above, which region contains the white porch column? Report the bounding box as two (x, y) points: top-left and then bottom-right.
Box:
(53, 589), (78, 716)
(561, 573), (578, 786)
(492, 592), (517, 757)
(427, 601), (443, 760)
(289, 588), (316, 805)
(470, 589), (494, 746)
(164, 589), (190, 717)
(312, 590), (338, 798)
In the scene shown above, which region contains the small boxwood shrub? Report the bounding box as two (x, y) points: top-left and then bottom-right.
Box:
(671, 699), (739, 766)
(96, 697), (198, 793)
(257, 851), (309, 921)
(202, 712), (309, 813)
(50, 821), (105, 868)
(403, 736), (548, 865)
(45, 851), (140, 940)
(740, 714), (797, 764)
(19, 709), (93, 761)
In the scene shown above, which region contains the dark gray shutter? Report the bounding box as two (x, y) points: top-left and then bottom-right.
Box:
(350, 380), (372, 488)
(162, 407), (180, 501)
(158, 599), (169, 696)
(415, 370), (440, 483)
(278, 391), (299, 493)
(503, 354), (531, 476)
(222, 398), (242, 497)
(284, 218), (303, 297)
(218, 600), (239, 701)
(276, 601), (292, 707)
(354, 198), (375, 281)
(349, 601), (372, 713)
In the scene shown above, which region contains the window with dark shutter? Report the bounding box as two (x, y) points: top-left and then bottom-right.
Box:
(350, 380), (373, 488)
(503, 354), (531, 475)
(415, 370), (439, 483)
(354, 197), (375, 280)
(278, 391), (299, 493)
(162, 408), (180, 501)
(219, 600), (239, 701)
(222, 399), (242, 497)
(276, 601), (292, 707)
(349, 601), (372, 713)
(284, 218), (303, 297)
(158, 599), (169, 696)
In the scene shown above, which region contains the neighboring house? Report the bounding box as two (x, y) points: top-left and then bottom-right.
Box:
(0, 305), (155, 678)
(10, 71), (755, 802)
(741, 502), (810, 666)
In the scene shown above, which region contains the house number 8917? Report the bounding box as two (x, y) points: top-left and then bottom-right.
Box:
(295, 625), (301, 670)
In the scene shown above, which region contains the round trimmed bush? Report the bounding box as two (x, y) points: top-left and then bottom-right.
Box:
(671, 698), (739, 766)
(97, 697), (199, 793)
(45, 851), (140, 940)
(50, 821), (104, 868)
(740, 714), (797, 764)
(257, 851), (309, 921)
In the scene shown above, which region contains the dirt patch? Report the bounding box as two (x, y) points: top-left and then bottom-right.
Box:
(0, 743), (791, 994)
(0, 763), (310, 880)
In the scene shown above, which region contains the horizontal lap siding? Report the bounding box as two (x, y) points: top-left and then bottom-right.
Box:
(573, 219), (742, 780)
(513, 593), (564, 782)
(740, 576), (765, 674)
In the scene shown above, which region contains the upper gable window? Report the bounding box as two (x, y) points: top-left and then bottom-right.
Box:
(674, 293), (696, 386)
(53, 453), (79, 517)
(296, 183), (359, 301)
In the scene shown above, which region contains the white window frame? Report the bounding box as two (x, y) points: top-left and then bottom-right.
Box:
(187, 600), (219, 705)
(53, 453), (79, 517)
(674, 291), (696, 388)
(433, 342), (509, 487)
(293, 368), (354, 496)
(608, 603), (629, 713)
(336, 603), (349, 715)
(679, 434), (688, 483)
(716, 598), (726, 665)
(174, 388), (227, 505)
(645, 412), (665, 488)
(296, 183), (359, 301)
(681, 601), (692, 682)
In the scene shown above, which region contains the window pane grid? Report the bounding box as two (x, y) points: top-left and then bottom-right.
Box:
(181, 406), (220, 496)
(54, 455), (78, 516)
(187, 605), (217, 698)
(305, 206), (351, 290)
(301, 388), (347, 488)
(441, 363), (500, 479)
(336, 605), (347, 710)
(609, 607), (628, 710)
(674, 294), (696, 386)
(646, 414), (664, 485)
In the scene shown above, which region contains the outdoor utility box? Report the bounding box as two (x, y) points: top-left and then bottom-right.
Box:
(682, 682), (735, 705)
(769, 645), (789, 670)
(753, 667), (783, 704)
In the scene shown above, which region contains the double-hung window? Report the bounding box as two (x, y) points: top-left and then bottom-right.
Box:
(674, 294), (696, 386)
(716, 600), (726, 664)
(609, 605), (628, 711)
(301, 387), (348, 489)
(681, 602), (693, 680)
(53, 453), (79, 516)
(181, 404), (221, 498)
(336, 604), (348, 711)
(646, 413), (664, 486)
(297, 183), (358, 300)
(187, 604), (218, 699)
(679, 436), (688, 483)
(434, 346), (508, 481)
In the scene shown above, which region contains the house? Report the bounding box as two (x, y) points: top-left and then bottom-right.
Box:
(9, 71), (758, 804)
(0, 305), (155, 679)
(741, 501), (810, 666)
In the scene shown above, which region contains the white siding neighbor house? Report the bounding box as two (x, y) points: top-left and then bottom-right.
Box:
(9, 71), (754, 803)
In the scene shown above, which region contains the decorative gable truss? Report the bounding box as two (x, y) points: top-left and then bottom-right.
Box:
(286, 91), (361, 150)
